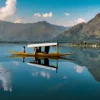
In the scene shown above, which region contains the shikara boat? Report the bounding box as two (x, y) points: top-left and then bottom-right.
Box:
(8, 43), (74, 58)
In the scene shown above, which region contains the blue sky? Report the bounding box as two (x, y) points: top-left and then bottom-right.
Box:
(0, 0), (100, 26)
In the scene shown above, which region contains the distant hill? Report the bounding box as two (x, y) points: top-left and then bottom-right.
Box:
(55, 13), (100, 42)
(0, 21), (68, 42)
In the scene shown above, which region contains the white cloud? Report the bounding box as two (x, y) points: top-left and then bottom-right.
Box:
(33, 12), (53, 19)
(14, 18), (23, 23)
(34, 13), (41, 18)
(77, 18), (85, 24)
(65, 13), (70, 16)
(67, 18), (86, 26)
(0, 0), (16, 20)
(43, 12), (53, 18)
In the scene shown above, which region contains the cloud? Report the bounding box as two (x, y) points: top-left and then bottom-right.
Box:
(65, 13), (70, 16)
(67, 18), (86, 26)
(77, 18), (85, 24)
(0, 0), (16, 20)
(33, 12), (53, 19)
(14, 18), (23, 23)
(43, 12), (53, 18)
(34, 13), (41, 18)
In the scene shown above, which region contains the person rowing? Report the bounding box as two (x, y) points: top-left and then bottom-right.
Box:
(22, 46), (26, 53)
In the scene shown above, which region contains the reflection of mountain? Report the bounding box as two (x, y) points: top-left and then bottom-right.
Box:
(0, 66), (12, 92)
(88, 67), (100, 82)
(70, 48), (100, 82)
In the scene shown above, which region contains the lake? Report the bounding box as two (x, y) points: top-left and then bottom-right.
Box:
(0, 44), (100, 100)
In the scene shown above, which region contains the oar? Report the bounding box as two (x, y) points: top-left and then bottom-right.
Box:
(8, 50), (15, 53)
(60, 57), (75, 62)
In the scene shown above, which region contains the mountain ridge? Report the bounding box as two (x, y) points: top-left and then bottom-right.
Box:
(55, 13), (100, 42)
(0, 20), (68, 42)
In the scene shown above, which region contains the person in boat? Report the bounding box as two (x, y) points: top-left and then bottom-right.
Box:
(34, 47), (46, 54)
(22, 46), (26, 53)
(34, 47), (39, 55)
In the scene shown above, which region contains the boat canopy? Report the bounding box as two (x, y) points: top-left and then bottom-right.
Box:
(27, 43), (57, 48)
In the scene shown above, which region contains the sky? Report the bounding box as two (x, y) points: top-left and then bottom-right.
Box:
(0, 0), (100, 26)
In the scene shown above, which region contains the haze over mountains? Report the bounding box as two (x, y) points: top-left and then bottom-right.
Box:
(56, 13), (100, 42)
(0, 21), (68, 42)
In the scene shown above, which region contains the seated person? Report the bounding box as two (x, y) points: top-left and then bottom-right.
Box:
(34, 47), (46, 54)
(34, 47), (39, 54)
(22, 46), (26, 53)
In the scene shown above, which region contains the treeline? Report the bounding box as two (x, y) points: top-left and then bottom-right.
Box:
(1, 40), (100, 48)
(60, 41), (100, 48)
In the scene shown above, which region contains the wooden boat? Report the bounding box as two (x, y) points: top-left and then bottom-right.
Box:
(11, 52), (74, 57)
(8, 43), (74, 58)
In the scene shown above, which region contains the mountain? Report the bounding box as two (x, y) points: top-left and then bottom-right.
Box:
(0, 21), (68, 42)
(55, 13), (100, 42)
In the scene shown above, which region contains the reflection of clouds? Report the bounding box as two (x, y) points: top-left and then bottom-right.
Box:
(32, 72), (39, 77)
(0, 66), (12, 92)
(40, 71), (50, 79)
(74, 65), (85, 73)
(32, 71), (51, 79)
(13, 61), (20, 66)
(63, 76), (68, 79)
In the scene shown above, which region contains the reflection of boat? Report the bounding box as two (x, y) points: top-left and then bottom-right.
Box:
(27, 58), (58, 72)
(8, 43), (74, 58)
(8, 54), (74, 73)
(8, 54), (74, 62)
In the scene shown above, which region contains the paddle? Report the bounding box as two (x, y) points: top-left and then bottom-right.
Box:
(8, 50), (15, 53)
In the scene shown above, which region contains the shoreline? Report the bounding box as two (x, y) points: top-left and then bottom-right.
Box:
(0, 41), (100, 48)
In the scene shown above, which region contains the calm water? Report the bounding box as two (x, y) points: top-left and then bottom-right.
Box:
(0, 44), (100, 100)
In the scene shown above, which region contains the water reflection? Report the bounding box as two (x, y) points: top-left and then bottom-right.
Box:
(88, 67), (100, 82)
(27, 58), (58, 73)
(1, 44), (100, 99)
(8, 49), (100, 83)
(0, 65), (12, 92)
(74, 65), (85, 74)
(32, 71), (51, 79)
(67, 48), (100, 82)
(11, 56), (73, 80)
